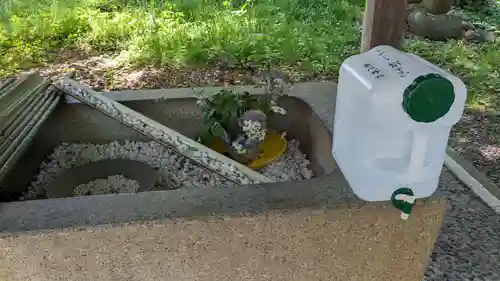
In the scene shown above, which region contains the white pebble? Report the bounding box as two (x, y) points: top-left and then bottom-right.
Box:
(73, 175), (140, 196)
(22, 139), (314, 200)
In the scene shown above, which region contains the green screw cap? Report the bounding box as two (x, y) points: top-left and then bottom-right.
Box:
(402, 73), (455, 123)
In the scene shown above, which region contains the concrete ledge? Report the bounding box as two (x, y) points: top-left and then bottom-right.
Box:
(445, 148), (500, 213)
(0, 198), (448, 281)
(0, 174), (358, 234)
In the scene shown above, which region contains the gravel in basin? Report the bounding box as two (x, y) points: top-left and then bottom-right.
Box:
(22, 139), (313, 199)
(72, 175), (140, 196)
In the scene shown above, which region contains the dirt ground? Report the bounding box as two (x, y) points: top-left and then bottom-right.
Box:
(449, 109), (500, 186)
(37, 52), (334, 91)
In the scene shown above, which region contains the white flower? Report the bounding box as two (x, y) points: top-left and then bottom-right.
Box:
(271, 105), (286, 115)
(257, 130), (266, 141)
(240, 120), (267, 141)
(241, 120), (252, 132)
(231, 141), (247, 155)
(241, 120), (262, 133)
(249, 129), (266, 142)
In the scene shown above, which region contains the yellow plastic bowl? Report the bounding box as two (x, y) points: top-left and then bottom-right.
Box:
(209, 130), (287, 170)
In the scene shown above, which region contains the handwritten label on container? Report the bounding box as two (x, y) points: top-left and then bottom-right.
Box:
(375, 49), (410, 78)
(363, 63), (385, 79)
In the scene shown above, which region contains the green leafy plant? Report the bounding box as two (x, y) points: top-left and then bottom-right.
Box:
(196, 69), (289, 163)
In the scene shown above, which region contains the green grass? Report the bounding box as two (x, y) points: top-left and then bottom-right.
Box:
(0, 0), (499, 109)
(0, 0), (362, 73)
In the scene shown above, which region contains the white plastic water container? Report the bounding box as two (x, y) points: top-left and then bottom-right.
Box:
(333, 45), (467, 202)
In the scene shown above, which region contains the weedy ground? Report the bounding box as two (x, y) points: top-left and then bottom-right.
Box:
(1, 0), (499, 108)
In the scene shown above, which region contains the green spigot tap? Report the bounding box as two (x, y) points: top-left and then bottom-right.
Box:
(391, 188), (416, 220)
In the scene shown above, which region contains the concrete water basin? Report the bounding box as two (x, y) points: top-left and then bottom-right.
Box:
(0, 82), (448, 281)
(0, 89), (336, 201)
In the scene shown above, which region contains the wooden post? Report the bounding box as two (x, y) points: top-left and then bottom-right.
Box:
(361, 0), (407, 52)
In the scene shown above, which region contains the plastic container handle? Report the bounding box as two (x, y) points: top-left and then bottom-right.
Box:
(397, 129), (428, 183)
